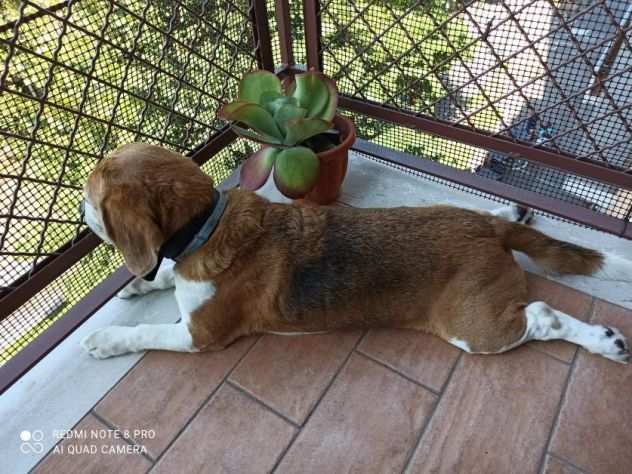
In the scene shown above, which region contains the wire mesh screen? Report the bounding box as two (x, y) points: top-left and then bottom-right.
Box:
(343, 109), (632, 220)
(0, 245), (122, 364)
(0, 0), (258, 365)
(318, 0), (632, 220)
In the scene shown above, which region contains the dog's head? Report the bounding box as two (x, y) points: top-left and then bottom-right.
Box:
(82, 143), (215, 277)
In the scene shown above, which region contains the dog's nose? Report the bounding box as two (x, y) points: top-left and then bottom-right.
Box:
(79, 198), (85, 222)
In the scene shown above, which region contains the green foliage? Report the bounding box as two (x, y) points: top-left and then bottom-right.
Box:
(317, 0), (474, 164)
(223, 70), (339, 197)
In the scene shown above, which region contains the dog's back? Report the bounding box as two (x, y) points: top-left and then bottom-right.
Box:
(254, 203), (524, 333)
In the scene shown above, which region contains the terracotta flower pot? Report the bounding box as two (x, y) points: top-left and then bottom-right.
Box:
(302, 115), (356, 205)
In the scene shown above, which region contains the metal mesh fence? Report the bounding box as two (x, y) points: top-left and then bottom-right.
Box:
(0, 0), (258, 365)
(319, 0), (632, 221)
(0, 244), (122, 364)
(343, 109), (632, 220)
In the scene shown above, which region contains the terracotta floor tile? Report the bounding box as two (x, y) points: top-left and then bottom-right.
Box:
(550, 300), (632, 474)
(408, 347), (569, 474)
(33, 414), (151, 474)
(526, 274), (593, 363)
(542, 455), (586, 474)
(277, 353), (436, 473)
(358, 329), (460, 391)
(94, 336), (256, 459)
(153, 384), (296, 474)
(229, 331), (362, 423)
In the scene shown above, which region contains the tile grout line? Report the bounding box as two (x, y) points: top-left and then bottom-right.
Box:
(268, 422), (302, 474)
(90, 352), (148, 411)
(225, 380), (304, 474)
(28, 351), (150, 472)
(536, 298), (595, 474)
(227, 334), (266, 378)
(269, 330), (367, 473)
(400, 351), (464, 474)
(226, 379), (302, 428)
(546, 452), (592, 474)
(145, 336), (262, 473)
(355, 348), (441, 396)
(90, 410), (155, 465)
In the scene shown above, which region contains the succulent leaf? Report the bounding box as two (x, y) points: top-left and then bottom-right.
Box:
(259, 90), (283, 109)
(291, 71), (330, 118)
(220, 101), (284, 142)
(283, 118), (332, 146)
(238, 71), (282, 104)
(239, 147), (279, 191)
(274, 104), (307, 134)
(273, 147), (320, 198)
(231, 125), (282, 145)
(317, 74), (338, 121)
(266, 96), (298, 116)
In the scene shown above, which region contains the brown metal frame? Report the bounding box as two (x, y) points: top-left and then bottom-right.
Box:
(275, 0), (294, 67)
(250, 0), (275, 71)
(591, 4), (632, 95)
(303, 0), (323, 70)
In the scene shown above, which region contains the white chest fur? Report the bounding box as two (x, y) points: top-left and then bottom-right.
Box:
(174, 272), (216, 323)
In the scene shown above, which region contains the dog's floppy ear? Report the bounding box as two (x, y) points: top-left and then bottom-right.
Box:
(101, 192), (163, 277)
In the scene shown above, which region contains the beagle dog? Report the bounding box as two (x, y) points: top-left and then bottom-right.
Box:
(80, 143), (630, 363)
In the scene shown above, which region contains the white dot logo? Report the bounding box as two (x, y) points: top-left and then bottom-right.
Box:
(19, 430), (44, 454)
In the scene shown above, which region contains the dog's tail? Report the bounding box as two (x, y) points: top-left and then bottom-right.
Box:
(501, 222), (632, 281)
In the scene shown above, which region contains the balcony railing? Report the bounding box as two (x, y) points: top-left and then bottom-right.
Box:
(1, 0), (631, 393)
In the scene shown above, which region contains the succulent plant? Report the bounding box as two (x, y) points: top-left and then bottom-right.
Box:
(220, 70), (339, 198)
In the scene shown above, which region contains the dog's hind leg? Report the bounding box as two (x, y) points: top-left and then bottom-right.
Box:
(520, 302), (629, 363)
(489, 203), (534, 224)
(449, 301), (630, 363)
(442, 298), (629, 363)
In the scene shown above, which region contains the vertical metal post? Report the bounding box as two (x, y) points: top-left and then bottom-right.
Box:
(303, 0), (322, 70)
(249, 0), (275, 71)
(590, 5), (632, 95)
(275, 0), (294, 68)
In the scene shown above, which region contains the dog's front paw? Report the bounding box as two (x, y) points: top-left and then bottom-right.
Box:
(587, 325), (630, 364)
(116, 279), (150, 299)
(81, 327), (132, 359)
(116, 271), (175, 299)
(116, 286), (139, 299)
